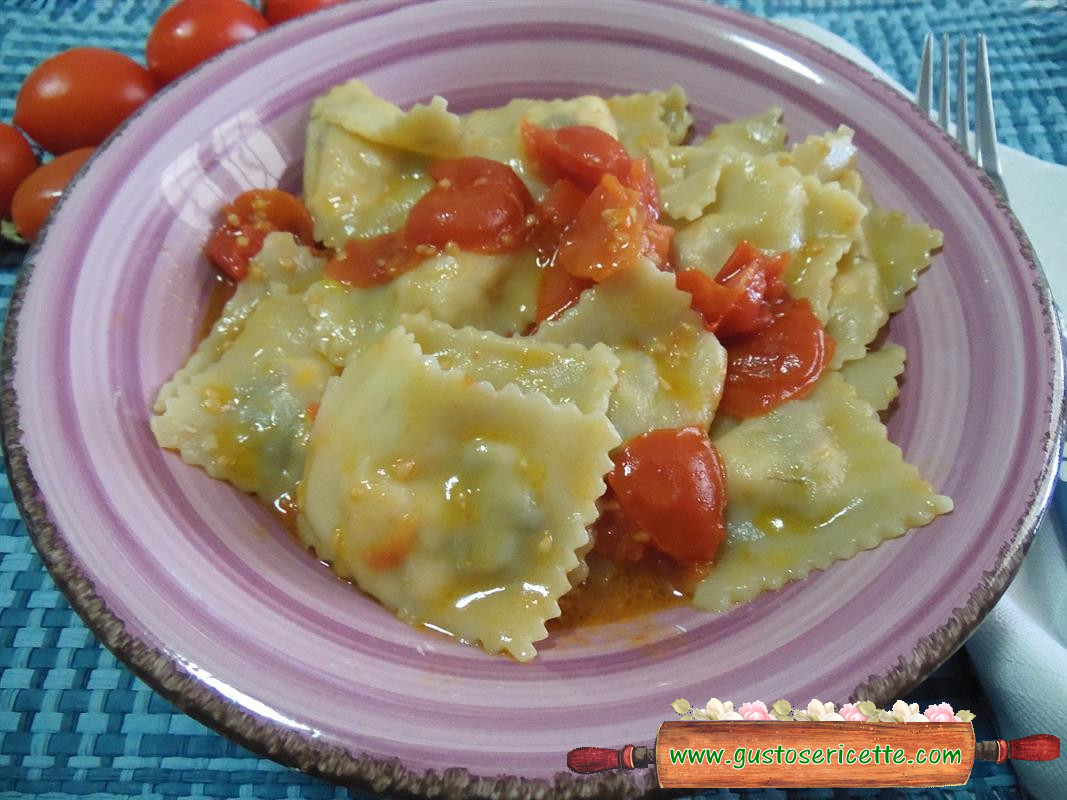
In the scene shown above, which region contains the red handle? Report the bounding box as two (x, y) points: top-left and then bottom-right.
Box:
(1007, 735), (1060, 762)
(567, 746), (628, 773)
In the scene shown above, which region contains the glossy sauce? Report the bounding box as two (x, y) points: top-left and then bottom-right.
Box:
(551, 552), (706, 630)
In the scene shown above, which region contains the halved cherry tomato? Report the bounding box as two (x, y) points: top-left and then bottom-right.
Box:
(528, 179), (593, 324)
(718, 298), (834, 417)
(14, 48), (155, 154)
(521, 121), (631, 192)
(10, 147), (94, 241)
(0, 123), (37, 220)
(592, 495), (651, 564)
(429, 156), (533, 209)
(606, 427), (727, 564)
(528, 178), (585, 258)
(535, 260), (591, 324)
(677, 241), (791, 339)
(406, 156), (532, 253)
(146, 0), (269, 86)
(556, 174), (646, 282)
(263, 0), (343, 24)
(205, 189), (315, 281)
(325, 231), (422, 288)
(626, 158), (660, 222)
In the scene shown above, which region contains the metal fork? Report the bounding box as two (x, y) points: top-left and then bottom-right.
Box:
(916, 32), (1008, 198)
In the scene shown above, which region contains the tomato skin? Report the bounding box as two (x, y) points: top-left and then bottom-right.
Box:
(557, 174), (646, 282)
(325, 231), (422, 288)
(606, 427), (727, 564)
(677, 241), (791, 339)
(521, 121), (631, 192)
(429, 156), (533, 210)
(406, 157), (532, 253)
(146, 0), (269, 85)
(0, 124), (38, 219)
(593, 496), (651, 563)
(205, 189), (315, 280)
(626, 158), (660, 223)
(13, 48), (155, 154)
(10, 147), (94, 241)
(718, 298), (834, 417)
(535, 260), (591, 324)
(263, 0), (343, 24)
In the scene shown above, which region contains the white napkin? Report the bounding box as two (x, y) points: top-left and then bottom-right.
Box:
(774, 19), (1067, 800)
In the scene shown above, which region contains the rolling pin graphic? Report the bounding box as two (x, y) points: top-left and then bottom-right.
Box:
(568, 723), (1060, 788)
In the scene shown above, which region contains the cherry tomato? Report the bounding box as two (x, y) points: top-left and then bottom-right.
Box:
(325, 231), (421, 288)
(626, 157), (660, 222)
(146, 0), (269, 86)
(10, 147), (94, 241)
(13, 48), (155, 154)
(606, 427), (727, 564)
(718, 298), (834, 417)
(528, 177), (586, 259)
(556, 173), (646, 282)
(205, 189), (315, 280)
(676, 241), (791, 339)
(592, 495), (651, 564)
(429, 156), (533, 210)
(535, 260), (591, 324)
(521, 120), (631, 192)
(406, 156), (532, 253)
(0, 124), (37, 220)
(263, 0), (343, 24)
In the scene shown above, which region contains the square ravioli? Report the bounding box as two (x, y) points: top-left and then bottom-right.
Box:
(298, 328), (620, 661)
(697, 373), (952, 612)
(534, 258), (726, 440)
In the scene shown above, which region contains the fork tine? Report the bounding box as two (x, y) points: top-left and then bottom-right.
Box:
(916, 33), (933, 114)
(956, 36), (969, 152)
(975, 34), (1005, 192)
(938, 34), (950, 127)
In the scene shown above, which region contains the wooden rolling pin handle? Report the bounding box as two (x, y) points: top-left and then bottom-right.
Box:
(567, 745), (654, 773)
(977, 735), (1060, 763)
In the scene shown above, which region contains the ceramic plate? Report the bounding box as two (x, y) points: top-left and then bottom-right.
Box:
(2, 1), (1063, 797)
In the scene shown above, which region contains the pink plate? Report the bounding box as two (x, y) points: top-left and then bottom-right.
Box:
(2, 1), (1062, 797)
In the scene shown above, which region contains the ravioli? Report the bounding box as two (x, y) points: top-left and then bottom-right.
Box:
(647, 144), (724, 221)
(298, 328), (619, 660)
(401, 313), (619, 416)
(303, 119), (433, 246)
(154, 233), (326, 414)
(825, 250), (890, 367)
(697, 373), (952, 612)
(840, 344), (907, 412)
(303, 247), (540, 367)
(606, 85), (692, 156)
(534, 258), (726, 440)
(779, 126), (857, 182)
(152, 290), (335, 505)
(864, 207), (943, 313)
(702, 108), (787, 156)
(673, 150), (867, 318)
(461, 95), (619, 196)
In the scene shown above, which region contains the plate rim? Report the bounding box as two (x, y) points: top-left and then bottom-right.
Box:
(1, 0), (1063, 797)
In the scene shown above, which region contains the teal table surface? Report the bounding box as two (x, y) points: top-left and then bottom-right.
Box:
(2, 1), (1064, 798)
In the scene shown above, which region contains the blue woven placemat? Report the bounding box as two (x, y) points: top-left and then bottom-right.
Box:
(2, 1), (1065, 798)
